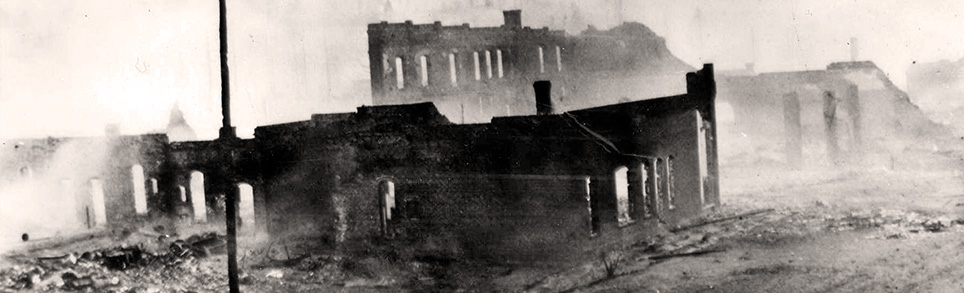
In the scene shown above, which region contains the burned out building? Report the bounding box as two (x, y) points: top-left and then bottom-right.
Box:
(0, 133), (173, 243)
(368, 10), (692, 123)
(2, 64), (719, 263)
(0, 120), (264, 246)
(255, 64), (718, 261)
(717, 61), (946, 169)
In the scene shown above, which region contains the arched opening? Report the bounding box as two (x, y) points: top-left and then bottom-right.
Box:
(89, 179), (107, 227)
(149, 178), (158, 195)
(473, 51), (481, 80)
(614, 166), (631, 225)
(696, 112), (709, 206)
(378, 180), (396, 236)
(178, 185), (187, 202)
(538, 46), (545, 73)
(189, 171), (207, 222)
(585, 177), (598, 236)
(131, 165), (147, 215)
(555, 46), (562, 72)
(238, 183), (255, 230)
(643, 159), (658, 218)
(656, 158), (667, 213)
(419, 55), (429, 87)
(496, 49), (504, 78)
(665, 157), (676, 210)
(484, 50), (492, 79)
(638, 163), (650, 218)
(448, 53), (457, 86)
(381, 54), (390, 76)
(394, 57), (405, 89)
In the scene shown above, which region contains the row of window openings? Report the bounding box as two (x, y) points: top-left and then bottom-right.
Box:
(62, 167), (255, 228)
(375, 158), (673, 237)
(613, 158), (675, 228)
(391, 46), (562, 89)
(181, 171), (256, 225)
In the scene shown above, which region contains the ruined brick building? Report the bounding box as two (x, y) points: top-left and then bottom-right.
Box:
(717, 61), (947, 169)
(0, 132), (263, 241)
(368, 10), (692, 123)
(0, 134), (171, 235)
(2, 65), (717, 262)
(256, 64), (718, 260)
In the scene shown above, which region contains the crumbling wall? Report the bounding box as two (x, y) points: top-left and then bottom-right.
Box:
(168, 138), (264, 230)
(101, 134), (171, 222)
(629, 111), (712, 223)
(716, 62), (936, 168)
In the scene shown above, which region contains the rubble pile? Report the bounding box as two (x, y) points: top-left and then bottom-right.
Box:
(823, 208), (964, 237)
(710, 206), (964, 246)
(0, 232), (229, 292)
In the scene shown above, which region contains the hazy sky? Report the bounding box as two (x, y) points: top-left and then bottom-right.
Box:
(1, 0), (962, 139)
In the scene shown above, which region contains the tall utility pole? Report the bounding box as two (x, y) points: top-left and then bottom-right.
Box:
(217, 0), (240, 292)
(219, 0), (234, 139)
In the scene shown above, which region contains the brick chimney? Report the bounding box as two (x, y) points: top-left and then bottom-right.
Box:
(503, 10), (521, 30)
(533, 80), (553, 115)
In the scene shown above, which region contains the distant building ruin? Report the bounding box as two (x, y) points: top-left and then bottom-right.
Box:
(367, 10), (692, 123)
(166, 104), (198, 142)
(718, 61), (947, 169)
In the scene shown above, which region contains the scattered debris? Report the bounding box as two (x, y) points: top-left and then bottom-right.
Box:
(922, 217), (952, 232)
(1, 232), (230, 291)
(647, 248), (727, 261)
(671, 208), (775, 233)
(885, 233), (907, 239)
(265, 269), (285, 279)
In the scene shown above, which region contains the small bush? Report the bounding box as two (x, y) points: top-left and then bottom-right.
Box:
(601, 251), (625, 278)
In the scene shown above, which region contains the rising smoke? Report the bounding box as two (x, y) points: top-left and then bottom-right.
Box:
(0, 138), (109, 253)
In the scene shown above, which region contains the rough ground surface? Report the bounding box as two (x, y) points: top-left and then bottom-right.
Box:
(0, 221), (413, 292)
(4, 149), (964, 292)
(509, 153), (964, 293)
(526, 170), (964, 293)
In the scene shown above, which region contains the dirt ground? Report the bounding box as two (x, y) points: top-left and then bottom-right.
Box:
(515, 152), (964, 292)
(4, 146), (964, 292)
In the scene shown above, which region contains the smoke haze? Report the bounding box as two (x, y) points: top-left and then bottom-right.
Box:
(1, 0), (961, 139)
